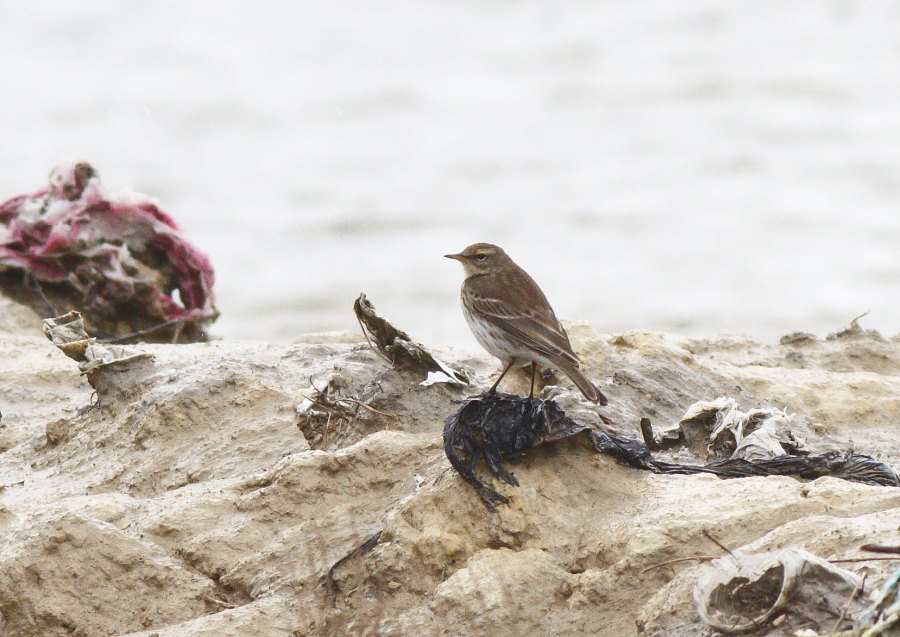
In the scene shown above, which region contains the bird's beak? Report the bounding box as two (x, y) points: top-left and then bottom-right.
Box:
(444, 253), (464, 261)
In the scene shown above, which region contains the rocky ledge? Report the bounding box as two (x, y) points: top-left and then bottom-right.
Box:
(0, 294), (898, 636)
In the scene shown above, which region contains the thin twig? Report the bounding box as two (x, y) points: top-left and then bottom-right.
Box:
(24, 273), (58, 316)
(850, 310), (870, 325)
(203, 595), (235, 609)
(98, 318), (183, 343)
(308, 375), (396, 420)
(356, 314), (394, 365)
(308, 375), (324, 394)
(337, 398), (398, 420)
(538, 490), (557, 503)
(641, 556), (718, 574)
(640, 417), (660, 451)
(702, 530), (735, 558)
(325, 530), (383, 606)
(356, 314), (374, 349)
(86, 390), (101, 411)
(829, 571), (867, 634)
(431, 467), (451, 486)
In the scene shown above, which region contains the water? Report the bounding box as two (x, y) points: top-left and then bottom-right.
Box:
(1, 1), (898, 350)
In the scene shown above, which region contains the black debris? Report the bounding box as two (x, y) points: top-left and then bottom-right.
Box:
(354, 293), (468, 384)
(443, 393), (900, 511)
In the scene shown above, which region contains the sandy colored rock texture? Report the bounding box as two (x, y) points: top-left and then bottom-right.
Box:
(0, 294), (898, 636)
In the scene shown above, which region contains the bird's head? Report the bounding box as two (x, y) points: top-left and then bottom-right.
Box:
(444, 243), (510, 276)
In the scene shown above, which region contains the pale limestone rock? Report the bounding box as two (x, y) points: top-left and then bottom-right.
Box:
(0, 508), (214, 636)
(430, 548), (572, 633)
(0, 294), (897, 636)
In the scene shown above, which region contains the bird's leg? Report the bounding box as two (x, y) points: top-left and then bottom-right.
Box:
(529, 362), (537, 399)
(488, 360), (516, 395)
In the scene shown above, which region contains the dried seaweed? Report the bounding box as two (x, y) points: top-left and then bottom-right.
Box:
(354, 293), (467, 385)
(443, 394), (899, 511)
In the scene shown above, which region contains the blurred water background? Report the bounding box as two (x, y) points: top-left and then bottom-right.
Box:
(1, 1), (898, 349)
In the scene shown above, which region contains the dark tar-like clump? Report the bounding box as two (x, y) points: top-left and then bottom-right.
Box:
(443, 393), (899, 511)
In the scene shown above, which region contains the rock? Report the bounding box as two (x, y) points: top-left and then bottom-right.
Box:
(0, 293), (897, 636)
(0, 507), (214, 636)
(120, 596), (299, 637)
(0, 300), (92, 455)
(611, 330), (695, 364)
(429, 548), (572, 632)
(637, 491), (900, 635)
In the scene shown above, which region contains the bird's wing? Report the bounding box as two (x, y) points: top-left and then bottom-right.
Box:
(465, 270), (581, 366)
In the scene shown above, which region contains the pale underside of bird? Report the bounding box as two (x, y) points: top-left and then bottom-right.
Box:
(445, 242), (608, 406)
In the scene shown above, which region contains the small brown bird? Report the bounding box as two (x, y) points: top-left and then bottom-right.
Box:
(445, 243), (608, 405)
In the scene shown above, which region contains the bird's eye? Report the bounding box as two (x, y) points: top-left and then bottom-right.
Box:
(475, 254), (487, 261)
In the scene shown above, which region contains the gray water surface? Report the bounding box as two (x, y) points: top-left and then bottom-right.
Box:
(2, 1), (898, 348)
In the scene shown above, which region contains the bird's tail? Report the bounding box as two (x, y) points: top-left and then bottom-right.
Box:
(558, 363), (608, 406)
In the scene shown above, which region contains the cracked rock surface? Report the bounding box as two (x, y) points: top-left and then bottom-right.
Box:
(0, 294), (897, 636)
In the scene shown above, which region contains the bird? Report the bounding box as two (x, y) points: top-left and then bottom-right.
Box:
(445, 243), (608, 405)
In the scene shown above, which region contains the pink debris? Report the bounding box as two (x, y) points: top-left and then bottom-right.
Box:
(0, 162), (218, 342)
